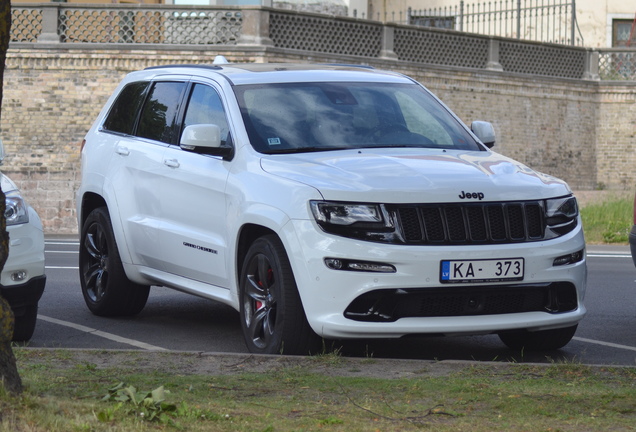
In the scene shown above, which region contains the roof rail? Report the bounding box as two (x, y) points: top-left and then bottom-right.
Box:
(322, 63), (375, 70)
(144, 64), (223, 71)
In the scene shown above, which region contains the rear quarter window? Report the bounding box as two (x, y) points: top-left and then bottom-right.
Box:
(137, 81), (187, 144)
(102, 81), (150, 135)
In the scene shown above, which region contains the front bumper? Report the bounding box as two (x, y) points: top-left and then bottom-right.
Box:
(0, 275), (46, 316)
(0, 205), (46, 316)
(630, 225), (636, 268)
(285, 219), (587, 339)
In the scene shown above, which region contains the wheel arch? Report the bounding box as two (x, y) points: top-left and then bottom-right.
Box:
(235, 223), (277, 289)
(78, 192), (107, 230)
(78, 190), (133, 266)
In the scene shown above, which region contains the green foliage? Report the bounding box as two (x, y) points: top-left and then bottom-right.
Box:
(98, 382), (177, 423)
(319, 416), (344, 425)
(601, 220), (630, 243)
(580, 196), (632, 244)
(95, 381), (221, 428)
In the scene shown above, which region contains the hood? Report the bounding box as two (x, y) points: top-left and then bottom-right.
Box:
(0, 172), (18, 194)
(260, 148), (571, 203)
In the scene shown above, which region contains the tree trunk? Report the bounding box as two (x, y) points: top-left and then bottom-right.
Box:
(0, 0), (22, 395)
(0, 295), (21, 395)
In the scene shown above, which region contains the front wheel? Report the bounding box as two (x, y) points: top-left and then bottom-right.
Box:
(498, 324), (578, 351)
(239, 235), (320, 355)
(79, 207), (150, 316)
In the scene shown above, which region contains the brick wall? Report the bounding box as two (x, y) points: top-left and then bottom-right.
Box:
(1, 47), (634, 234)
(595, 85), (636, 190)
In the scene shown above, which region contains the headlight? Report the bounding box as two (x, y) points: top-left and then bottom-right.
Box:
(310, 201), (385, 226)
(5, 190), (29, 226)
(310, 201), (399, 242)
(546, 196), (578, 219)
(545, 196), (578, 236)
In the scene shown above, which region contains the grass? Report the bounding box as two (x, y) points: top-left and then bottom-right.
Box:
(1, 194), (634, 431)
(2, 349), (636, 431)
(580, 194), (633, 244)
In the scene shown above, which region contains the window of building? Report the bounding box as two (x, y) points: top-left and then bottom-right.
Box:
(613, 19), (636, 47)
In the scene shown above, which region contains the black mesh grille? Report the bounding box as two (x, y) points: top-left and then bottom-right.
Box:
(394, 202), (545, 245)
(344, 283), (578, 322)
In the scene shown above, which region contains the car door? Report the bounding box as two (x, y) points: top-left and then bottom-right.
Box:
(108, 79), (188, 270)
(155, 80), (233, 288)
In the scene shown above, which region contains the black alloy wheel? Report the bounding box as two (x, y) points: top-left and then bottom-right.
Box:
(239, 234), (319, 355)
(79, 207), (149, 316)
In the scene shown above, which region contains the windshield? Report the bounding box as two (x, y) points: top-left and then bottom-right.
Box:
(234, 82), (482, 154)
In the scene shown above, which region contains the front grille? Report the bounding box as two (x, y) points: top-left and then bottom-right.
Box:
(392, 201), (545, 245)
(344, 283), (578, 322)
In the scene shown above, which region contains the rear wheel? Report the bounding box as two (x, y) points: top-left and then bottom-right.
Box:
(239, 235), (320, 355)
(498, 325), (578, 351)
(79, 207), (150, 316)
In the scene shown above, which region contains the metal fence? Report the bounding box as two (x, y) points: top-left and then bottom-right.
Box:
(9, 4), (636, 81)
(598, 49), (636, 81)
(11, 4), (243, 44)
(407, 0), (582, 46)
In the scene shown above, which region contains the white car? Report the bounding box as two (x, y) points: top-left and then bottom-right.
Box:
(77, 61), (587, 355)
(0, 141), (46, 341)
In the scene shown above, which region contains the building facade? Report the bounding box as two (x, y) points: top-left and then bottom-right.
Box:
(367, 0), (635, 48)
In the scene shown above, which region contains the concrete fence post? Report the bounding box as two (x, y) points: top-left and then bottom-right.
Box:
(583, 50), (600, 80)
(380, 24), (398, 60)
(37, 4), (61, 43)
(237, 8), (274, 46)
(486, 38), (503, 71)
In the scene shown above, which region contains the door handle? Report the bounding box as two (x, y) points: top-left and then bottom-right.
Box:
(116, 146), (130, 156)
(164, 158), (180, 168)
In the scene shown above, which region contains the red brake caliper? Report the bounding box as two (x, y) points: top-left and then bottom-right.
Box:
(255, 279), (263, 310)
(255, 267), (275, 311)
(256, 268), (274, 310)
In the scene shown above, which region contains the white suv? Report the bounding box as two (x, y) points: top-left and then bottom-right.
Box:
(77, 62), (587, 354)
(0, 141), (46, 341)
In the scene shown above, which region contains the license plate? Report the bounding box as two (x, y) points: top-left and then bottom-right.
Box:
(440, 258), (524, 283)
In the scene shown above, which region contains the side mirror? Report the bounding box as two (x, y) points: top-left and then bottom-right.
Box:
(181, 124), (222, 149)
(471, 121), (496, 148)
(180, 124), (234, 160)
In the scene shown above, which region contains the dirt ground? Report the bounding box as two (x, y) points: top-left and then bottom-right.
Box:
(18, 348), (519, 380)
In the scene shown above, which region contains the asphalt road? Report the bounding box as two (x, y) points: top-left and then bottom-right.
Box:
(27, 238), (636, 366)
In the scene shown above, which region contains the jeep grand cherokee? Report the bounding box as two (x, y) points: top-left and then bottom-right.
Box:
(77, 62), (586, 354)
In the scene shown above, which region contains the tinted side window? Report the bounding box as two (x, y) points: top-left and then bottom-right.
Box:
(183, 84), (230, 143)
(102, 81), (149, 134)
(137, 81), (187, 144)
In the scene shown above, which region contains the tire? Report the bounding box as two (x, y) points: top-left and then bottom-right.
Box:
(11, 304), (38, 342)
(239, 235), (320, 355)
(498, 324), (578, 351)
(79, 207), (150, 316)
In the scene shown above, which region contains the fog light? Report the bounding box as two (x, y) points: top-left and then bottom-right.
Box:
(325, 258), (344, 270)
(324, 258), (396, 273)
(11, 270), (27, 282)
(553, 250), (584, 267)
